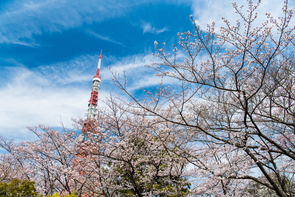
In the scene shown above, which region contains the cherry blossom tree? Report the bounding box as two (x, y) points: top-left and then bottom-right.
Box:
(0, 98), (190, 197)
(19, 126), (91, 196)
(246, 172), (295, 196)
(0, 127), (91, 196)
(0, 154), (27, 183)
(111, 0), (295, 196)
(0, 136), (30, 182)
(76, 96), (191, 197)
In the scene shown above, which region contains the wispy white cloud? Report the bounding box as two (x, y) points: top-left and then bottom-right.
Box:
(105, 52), (184, 92)
(0, 0), (193, 45)
(191, 0), (295, 32)
(0, 0), (193, 46)
(85, 29), (123, 45)
(142, 22), (168, 34)
(35, 54), (99, 85)
(0, 0), (132, 45)
(0, 52), (165, 140)
(0, 67), (88, 139)
(0, 54), (112, 139)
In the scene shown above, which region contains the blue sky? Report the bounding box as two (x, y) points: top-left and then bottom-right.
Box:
(0, 0), (293, 142)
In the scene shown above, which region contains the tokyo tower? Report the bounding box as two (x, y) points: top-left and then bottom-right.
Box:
(85, 51), (102, 120)
(73, 50), (104, 197)
(78, 50), (102, 141)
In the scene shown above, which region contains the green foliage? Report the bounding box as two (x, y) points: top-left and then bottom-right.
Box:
(0, 178), (39, 197)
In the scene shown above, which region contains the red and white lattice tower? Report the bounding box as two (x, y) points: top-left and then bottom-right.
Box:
(73, 51), (104, 196)
(78, 50), (102, 140)
(85, 50), (102, 120)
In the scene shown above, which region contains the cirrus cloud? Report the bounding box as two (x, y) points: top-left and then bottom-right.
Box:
(142, 22), (169, 34)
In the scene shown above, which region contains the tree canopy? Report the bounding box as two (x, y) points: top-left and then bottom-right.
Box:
(0, 179), (38, 197)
